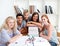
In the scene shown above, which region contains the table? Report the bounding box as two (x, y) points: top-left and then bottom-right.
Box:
(8, 36), (51, 46)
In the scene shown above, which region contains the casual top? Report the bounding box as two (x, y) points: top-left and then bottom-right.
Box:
(24, 19), (29, 23)
(24, 15), (31, 23)
(43, 28), (59, 44)
(0, 29), (20, 46)
(17, 20), (26, 31)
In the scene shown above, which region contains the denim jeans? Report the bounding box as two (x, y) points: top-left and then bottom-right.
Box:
(49, 41), (57, 46)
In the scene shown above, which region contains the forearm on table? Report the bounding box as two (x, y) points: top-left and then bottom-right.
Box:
(26, 23), (36, 27)
(9, 34), (22, 43)
(32, 22), (42, 27)
(40, 34), (51, 41)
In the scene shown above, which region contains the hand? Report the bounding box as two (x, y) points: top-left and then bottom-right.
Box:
(40, 32), (44, 37)
(27, 21), (33, 24)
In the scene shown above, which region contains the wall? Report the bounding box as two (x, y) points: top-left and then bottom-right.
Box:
(57, 0), (60, 32)
(0, 0), (15, 26)
(0, 0), (60, 32)
(29, 0), (43, 13)
(29, 0), (58, 26)
(44, 0), (58, 27)
(44, 0), (58, 14)
(14, 0), (29, 14)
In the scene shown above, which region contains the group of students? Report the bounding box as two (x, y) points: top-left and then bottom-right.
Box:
(0, 10), (59, 46)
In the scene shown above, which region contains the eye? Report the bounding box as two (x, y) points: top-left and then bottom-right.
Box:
(42, 19), (45, 20)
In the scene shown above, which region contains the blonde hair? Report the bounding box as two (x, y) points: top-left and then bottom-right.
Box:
(0, 16), (17, 32)
(23, 9), (28, 15)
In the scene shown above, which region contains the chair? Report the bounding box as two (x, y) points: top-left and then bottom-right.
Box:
(57, 32), (60, 46)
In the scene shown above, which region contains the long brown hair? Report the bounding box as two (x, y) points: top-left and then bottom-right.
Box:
(31, 12), (39, 22)
(41, 14), (50, 24)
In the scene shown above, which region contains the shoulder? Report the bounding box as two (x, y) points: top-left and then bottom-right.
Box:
(49, 24), (53, 28)
(46, 23), (52, 27)
(22, 20), (26, 24)
(0, 29), (8, 36)
(1, 28), (7, 33)
(48, 24), (53, 30)
(22, 20), (26, 23)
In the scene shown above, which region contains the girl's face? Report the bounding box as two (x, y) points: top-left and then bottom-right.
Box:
(41, 17), (48, 25)
(33, 14), (38, 22)
(7, 19), (15, 29)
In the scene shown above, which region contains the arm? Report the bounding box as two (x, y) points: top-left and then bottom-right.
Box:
(9, 34), (22, 43)
(1, 29), (11, 43)
(40, 25), (52, 41)
(31, 21), (43, 31)
(1, 29), (22, 44)
(9, 30), (21, 43)
(26, 21), (43, 31)
(14, 30), (20, 36)
(31, 21), (43, 28)
(26, 21), (37, 27)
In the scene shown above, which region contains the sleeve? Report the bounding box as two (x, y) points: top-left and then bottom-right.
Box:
(23, 21), (26, 27)
(14, 30), (20, 36)
(1, 29), (11, 43)
(0, 32), (1, 43)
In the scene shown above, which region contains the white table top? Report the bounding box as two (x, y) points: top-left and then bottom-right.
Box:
(8, 36), (51, 46)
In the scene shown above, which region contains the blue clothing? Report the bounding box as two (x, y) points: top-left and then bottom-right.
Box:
(24, 15), (31, 23)
(0, 29), (20, 46)
(49, 41), (57, 46)
(17, 20), (26, 31)
(43, 28), (59, 46)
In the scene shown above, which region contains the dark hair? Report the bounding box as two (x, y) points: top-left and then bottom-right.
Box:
(16, 13), (24, 19)
(31, 12), (39, 22)
(20, 27), (28, 36)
